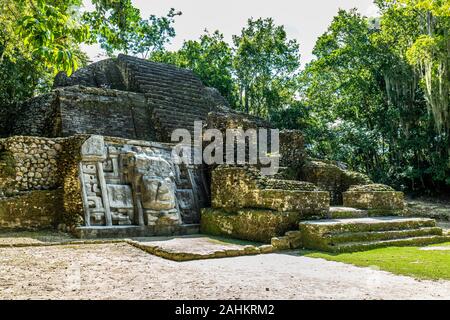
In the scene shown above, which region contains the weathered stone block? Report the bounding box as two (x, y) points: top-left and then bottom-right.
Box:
(343, 184), (405, 213)
(256, 189), (329, 216)
(211, 165), (330, 216)
(271, 237), (291, 250)
(285, 230), (303, 249)
(200, 208), (304, 243)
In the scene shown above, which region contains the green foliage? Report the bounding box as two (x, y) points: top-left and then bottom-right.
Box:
(0, 0), (447, 195)
(233, 18), (301, 118)
(153, 18), (301, 117)
(84, 1), (181, 58)
(294, 6), (449, 193)
(0, 51), (45, 107)
(1, 0), (89, 76)
(0, 0), (89, 106)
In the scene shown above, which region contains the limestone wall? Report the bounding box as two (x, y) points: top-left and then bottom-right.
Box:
(279, 130), (306, 168)
(343, 184), (405, 214)
(0, 135), (88, 230)
(0, 136), (63, 195)
(205, 106), (273, 132)
(57, 86), (155, 141)
(11, 86), (156, 141)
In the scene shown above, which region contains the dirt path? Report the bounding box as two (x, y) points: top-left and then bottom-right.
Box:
(0, 243), (449, 300)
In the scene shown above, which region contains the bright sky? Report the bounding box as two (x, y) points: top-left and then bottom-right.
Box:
(81, 0), (379, 66)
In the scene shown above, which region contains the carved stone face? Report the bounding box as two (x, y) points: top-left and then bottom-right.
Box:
(126, 153), (177, 212)
(141, 176), (176, 210)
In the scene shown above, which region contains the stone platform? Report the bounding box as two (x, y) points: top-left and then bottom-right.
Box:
(299, 217), (450, 253)
(127, 235), (274, 261)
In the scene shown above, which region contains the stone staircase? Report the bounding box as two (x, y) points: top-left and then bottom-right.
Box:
(117, 55), (214, 141)
(299, 217), (450, 253)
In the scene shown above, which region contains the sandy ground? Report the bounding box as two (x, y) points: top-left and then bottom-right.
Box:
(0, 243), (449, 300)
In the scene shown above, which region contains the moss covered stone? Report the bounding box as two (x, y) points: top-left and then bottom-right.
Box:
(343, 190), (404, 212)
(58, 135), (88, 228)
(299, 217), (448, 253)
(0, 150), (16, 195)
(201, 208), (304, 243)
(0, 135), (89, 230)
(0, 190), (64, 229)
(211, 165), (330, 216)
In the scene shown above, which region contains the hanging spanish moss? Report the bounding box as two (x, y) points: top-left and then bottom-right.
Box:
(406, 10), (450, 137)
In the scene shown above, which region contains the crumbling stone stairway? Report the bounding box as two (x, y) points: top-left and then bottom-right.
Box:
(299, 217), (450, 253)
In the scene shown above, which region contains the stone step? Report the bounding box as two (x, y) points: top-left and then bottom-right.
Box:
(137, 77), (204, 93)
(300, 217), (436, 234)
(153, 114), (203, 128)
(332, 235), (450, 253)
(125, 63), (201, 83)
(328, 206), (368, 219)
(145, 91), (208, 106)
(153, 106), (207, 121)
(122, 68), (201, 90)
(152, 102), (209, 117)
(299, 217), (447, 253)
(141, 85), (207, 103)
(126, 59), (199, 77)
(325, 227), (443, 244)
(146, 95), (210, 114)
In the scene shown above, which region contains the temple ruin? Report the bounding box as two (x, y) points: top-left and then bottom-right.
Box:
(0, 54), (448, 252)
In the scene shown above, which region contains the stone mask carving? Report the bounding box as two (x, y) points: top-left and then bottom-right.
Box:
(125, 152), (177, 212)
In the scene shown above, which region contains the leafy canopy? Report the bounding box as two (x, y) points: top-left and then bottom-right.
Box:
(84, 0), (181, 58)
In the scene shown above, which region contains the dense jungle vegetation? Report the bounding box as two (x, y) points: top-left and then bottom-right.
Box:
(0, 0), (449, 194)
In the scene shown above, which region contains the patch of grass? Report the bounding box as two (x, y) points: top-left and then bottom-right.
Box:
(300, 242), (450, 281)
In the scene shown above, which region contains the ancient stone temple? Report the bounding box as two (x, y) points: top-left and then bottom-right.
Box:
(0, 54), (448, 251)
